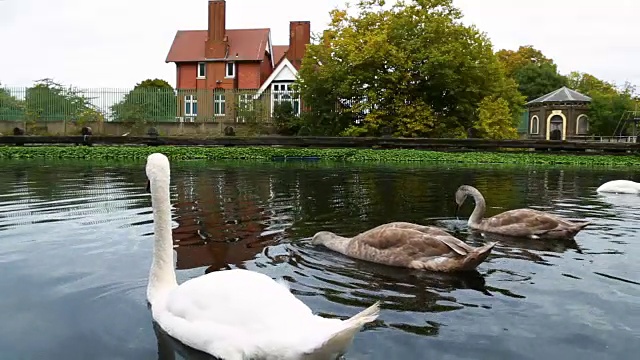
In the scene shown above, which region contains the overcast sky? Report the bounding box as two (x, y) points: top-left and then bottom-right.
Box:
(0, 0), (637, 90)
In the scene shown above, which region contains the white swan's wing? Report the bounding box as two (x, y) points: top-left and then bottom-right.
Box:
(155, 268), (345, 358)
(166, 269), (314, 328)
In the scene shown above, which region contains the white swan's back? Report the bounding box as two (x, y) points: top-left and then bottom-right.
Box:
(144, 153), (380, 360)
(596, 180), (640, 194)
(154, 268), (378, 359)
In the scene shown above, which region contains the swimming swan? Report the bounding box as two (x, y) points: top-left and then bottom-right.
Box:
(144, 153), (380, 360)
(596, 180), (640, 194)
(455, 185), (590, 240)
(312, 221), (496, 272)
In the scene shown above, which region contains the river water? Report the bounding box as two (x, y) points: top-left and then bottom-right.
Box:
(0, 159), (638, 360)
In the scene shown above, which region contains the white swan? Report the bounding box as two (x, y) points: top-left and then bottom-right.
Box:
(144, 153), (380, 360)
(596, 180), (640, 194)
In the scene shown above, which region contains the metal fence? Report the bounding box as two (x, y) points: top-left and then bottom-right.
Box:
(0, 86), (316, 123)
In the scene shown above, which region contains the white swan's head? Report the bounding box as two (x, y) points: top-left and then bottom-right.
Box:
(145, 153), (171, 192)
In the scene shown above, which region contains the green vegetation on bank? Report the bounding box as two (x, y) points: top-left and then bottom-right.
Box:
(0, 146), (639, 166)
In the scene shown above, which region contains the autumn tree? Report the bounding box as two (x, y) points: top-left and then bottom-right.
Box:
(111, 78), (176, 126)
(495, 45), (554, 78)
(297, 0), (525, 138)
(473, 96), (518, 139)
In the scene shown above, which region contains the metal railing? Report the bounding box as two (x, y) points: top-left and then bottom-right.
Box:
(1, 86), (334, 122)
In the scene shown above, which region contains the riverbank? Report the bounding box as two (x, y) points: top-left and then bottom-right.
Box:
(1, 146), (639, 166)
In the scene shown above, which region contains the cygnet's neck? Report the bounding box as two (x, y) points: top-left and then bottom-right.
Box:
(321, 234), (351, 254)
(466, 188), (487, 225)
(147, 178), (177, 304)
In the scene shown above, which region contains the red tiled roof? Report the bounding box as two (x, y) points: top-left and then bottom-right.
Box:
(272, 45), (289, 66)
(166, 28), (271, 63)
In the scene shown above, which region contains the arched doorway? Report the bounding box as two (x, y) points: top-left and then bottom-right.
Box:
(549, 115), (564, 140)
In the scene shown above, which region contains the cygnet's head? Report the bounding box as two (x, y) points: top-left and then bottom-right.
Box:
(454, 185), (474, 206)
(311, 231), (337, 245)
(145, 153), (171, 193)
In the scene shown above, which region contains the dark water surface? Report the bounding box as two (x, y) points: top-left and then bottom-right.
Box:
(0, 159), (639, 360)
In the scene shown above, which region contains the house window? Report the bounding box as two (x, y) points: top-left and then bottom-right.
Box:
(576, 114), (589, 135)
(214, 92), (226, 116)
(272, 83), (300, 115)
(225, 62), (235, 78)
(185, 95), (197, 116)
(530, 115), (539, 135)
(237, 93), (254, 123)
(197, 62), (206, 78)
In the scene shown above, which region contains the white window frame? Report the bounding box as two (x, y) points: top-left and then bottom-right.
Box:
(214, 92), (226, 117)
(197, 62), (206, 79)
(184, 95), (197, 116)
(530, 115), (540, 135)
(576, 114), (589, 135)
(271, 82), (300, 116)
(225, 62), (235, 78)
(237, 93), (254, 123)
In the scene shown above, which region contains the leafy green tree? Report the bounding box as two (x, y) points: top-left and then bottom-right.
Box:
(297, 0), (525, 138)
(111, 78), (176, 126)
(513, 62), (568, 101)
(473, 96), (518, 139)
(24, 79), (101, 123)
(496, 45), (567, 102)
(272, 101), (300, 135)
(566, 72), (636, 135)
(566, 71), (617, 95)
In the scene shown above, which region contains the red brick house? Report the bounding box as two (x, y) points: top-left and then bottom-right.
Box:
(165, 0), (310, 121)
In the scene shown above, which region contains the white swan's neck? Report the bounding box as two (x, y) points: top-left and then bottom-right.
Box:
(147, 177), (178, 305)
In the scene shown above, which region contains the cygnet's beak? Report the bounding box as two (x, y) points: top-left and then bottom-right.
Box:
(454, 203), (460, 220)
(146, 180), (151, 194)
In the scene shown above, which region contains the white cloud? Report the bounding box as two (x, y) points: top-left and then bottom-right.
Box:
(0, 0), (637, 89)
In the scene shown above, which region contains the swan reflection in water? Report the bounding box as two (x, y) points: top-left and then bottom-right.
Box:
(153, 320), (218, 360)
(434, 217), (582, 264)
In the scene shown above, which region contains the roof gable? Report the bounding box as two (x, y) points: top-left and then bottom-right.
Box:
(166, 28), (271, 63)
(272, 45), (289, 66)
(526, 86), (592, 105)
(256, 57), (298, 96)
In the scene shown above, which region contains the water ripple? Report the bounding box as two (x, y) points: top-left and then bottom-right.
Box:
(0, 160), (639, 359)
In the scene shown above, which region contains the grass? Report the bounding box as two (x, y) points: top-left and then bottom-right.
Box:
(0, 145), (639, 167)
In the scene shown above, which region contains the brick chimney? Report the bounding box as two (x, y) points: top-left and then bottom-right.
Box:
(286, 21), (311, 70)
(205, 0), (228, 59)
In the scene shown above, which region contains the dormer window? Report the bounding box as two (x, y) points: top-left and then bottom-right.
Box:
(225, 62), (235, 78)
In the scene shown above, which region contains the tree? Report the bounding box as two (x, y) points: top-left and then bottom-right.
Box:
(297, 0), (525, 138)
(495, 45), (554, 78)
(566, 71), (617, 95)
(0, 83), (25, 121)
(24, 79), (102, 123)
(495, 46), (567, 101)
(473, 96), (518, 139)
(513, 62), (568, 101)
(566, 72), (636, 135)
(111, 78), (176, 126)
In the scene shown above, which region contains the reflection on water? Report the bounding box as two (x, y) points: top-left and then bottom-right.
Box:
(0, 160), (639, 359)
